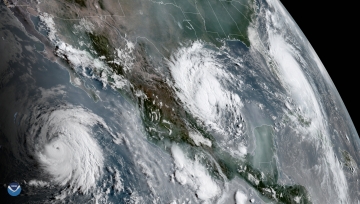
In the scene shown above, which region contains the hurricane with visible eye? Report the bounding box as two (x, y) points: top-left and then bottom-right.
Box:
(1, 0), (360, 203)
(26, 107), (110, 195)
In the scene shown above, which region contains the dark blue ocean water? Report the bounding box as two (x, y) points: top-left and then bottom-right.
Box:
(0, 4), (148, 203)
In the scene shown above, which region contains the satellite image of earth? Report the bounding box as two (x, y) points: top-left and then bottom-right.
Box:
(0, 0), (359, 203)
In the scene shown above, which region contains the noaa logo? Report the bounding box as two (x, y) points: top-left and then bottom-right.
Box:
(7, 182), (21, 196)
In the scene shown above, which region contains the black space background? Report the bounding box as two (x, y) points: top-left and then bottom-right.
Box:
(279, 0), (358, 134)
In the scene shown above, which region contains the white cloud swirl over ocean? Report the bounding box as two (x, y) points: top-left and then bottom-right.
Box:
(26, 105), (113, 197)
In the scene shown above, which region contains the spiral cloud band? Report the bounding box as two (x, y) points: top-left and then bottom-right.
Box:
(31, 107), (109, 194)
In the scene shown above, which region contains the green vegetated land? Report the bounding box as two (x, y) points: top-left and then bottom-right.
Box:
(160, 0), (255, 46)
(65, 0), (86, 7)
(138, 85), (312, 203)
(86, 25), (312, 204)
(190, 0), (254, 46)
(98, 0), (105, 9)
(79, 1), (310, 202)
(88, 32), (125, 75)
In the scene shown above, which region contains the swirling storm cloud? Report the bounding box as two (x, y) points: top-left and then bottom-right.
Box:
(1, 0), (360, 203)
(30, 107), (106, 194)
